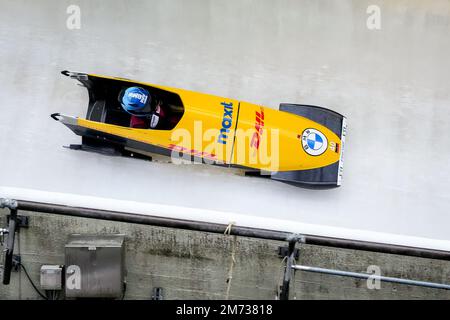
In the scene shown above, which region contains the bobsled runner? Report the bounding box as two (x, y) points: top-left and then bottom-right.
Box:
(52, 71), (347, 188)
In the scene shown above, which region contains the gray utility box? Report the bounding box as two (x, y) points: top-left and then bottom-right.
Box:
(65, 234), (126, 298)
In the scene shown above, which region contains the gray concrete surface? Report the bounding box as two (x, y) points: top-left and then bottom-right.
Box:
(1, 209), (449, 299)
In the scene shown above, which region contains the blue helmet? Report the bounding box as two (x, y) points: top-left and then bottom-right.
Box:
(120, 86), (152, 116)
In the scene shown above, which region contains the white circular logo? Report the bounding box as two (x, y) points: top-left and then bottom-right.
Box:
(301, 128), (328, 156)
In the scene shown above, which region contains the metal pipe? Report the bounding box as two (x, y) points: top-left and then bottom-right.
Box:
(4, 199), (450, 260)
(292, 265), (450, 290)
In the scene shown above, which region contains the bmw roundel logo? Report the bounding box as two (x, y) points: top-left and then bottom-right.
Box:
(301, 128), (328, 156)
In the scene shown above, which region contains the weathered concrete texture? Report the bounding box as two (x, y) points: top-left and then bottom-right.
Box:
(1, 209), (449, 300)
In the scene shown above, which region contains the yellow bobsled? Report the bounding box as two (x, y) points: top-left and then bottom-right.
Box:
(52, 71), (347, 188)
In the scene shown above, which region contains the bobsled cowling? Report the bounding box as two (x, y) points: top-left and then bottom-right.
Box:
(52, 71), (347, 188)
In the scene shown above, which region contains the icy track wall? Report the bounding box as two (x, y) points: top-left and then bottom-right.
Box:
(0, 0), (449, 250)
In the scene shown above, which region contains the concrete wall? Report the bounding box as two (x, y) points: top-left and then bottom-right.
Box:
(2, 0), (450, 250)
(1, 209), (449, 300)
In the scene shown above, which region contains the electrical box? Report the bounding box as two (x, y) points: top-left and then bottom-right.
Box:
(65, 234), (126, 298)
(40, 265), (63, 290)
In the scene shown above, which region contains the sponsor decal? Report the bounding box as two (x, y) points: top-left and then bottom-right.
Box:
(250, 107), (265, 150)
(217, 102), (234, 144)
(301, 128), (328, 156)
